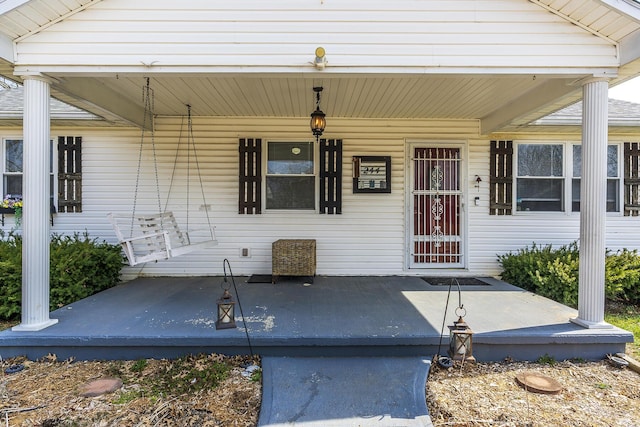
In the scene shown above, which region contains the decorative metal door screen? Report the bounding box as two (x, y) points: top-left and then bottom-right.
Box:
(411, 147), (463, 267)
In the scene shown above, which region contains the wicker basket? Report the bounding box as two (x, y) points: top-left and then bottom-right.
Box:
(271, 239), (316, 284)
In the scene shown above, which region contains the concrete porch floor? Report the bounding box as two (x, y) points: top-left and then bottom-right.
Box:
(0, 275), (633, 361)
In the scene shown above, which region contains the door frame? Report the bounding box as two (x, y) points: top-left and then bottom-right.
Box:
(405, 140), (469, 270)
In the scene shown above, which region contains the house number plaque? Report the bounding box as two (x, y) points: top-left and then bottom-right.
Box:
(352, 156), (391, 193)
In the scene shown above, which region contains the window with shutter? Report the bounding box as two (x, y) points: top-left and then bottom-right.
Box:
(238, 137), (343, 214)
(57, 136), (82, 213)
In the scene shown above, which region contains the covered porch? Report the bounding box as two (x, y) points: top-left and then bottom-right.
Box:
(0, 275), (632, 362)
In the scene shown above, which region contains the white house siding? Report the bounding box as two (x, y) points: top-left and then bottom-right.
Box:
(1, 117), (477, 277)
(14, 0), (617, 70)
(474, 132), (640, 278)
(3, 119), (639, 279)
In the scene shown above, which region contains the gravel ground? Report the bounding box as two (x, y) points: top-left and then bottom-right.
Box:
(1, 354), (261, 427)
(1, 353), (639, 427)
(426, 357), (640, 427)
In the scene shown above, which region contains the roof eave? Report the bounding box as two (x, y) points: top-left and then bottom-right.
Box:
(597, 0), (640, 23)
(0, 0), (30, 16)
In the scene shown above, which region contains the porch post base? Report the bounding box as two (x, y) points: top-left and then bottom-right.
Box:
(570, 317), (612, 329)
(12, 318), (58, 332)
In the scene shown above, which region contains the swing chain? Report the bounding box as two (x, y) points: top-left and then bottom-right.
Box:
(131, 78), (163, 237)
(164, 104), (215, 240)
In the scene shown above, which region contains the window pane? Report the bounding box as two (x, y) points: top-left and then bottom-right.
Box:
(50, 140), (54, 174)
(516, 178), (563, 211)
(518, 144), (562, 177)
(572, 178), (580, 211)
(268, 142), (314, 175)
(607, 145), (618, 178)
(266, 176), (315, 209)
(607, 179), (619, 212)
(572, 145), (618, 178)
(4, 175), (21, 196)
(5, 140), (22, 173)
(3, 139), (55, 200)
(572, 178), (619, 212)
(573, 145), (581, 178)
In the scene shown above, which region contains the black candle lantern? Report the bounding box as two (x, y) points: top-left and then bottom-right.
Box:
(310, 86), (326, 141)
(216, 280), (236, 330)
(448, 307), (475, 362)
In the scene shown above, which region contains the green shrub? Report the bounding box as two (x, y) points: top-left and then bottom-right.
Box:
(49, 233), (123, 310)
(532, 252), (580, 307)
(499, 241), (640, 307)
(0, 231), (123, 320)
(498, 242), (578, 295)
(0, 232), (22, 319)
(605, 248), (640, 303)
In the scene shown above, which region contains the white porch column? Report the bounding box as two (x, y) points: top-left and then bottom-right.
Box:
(571, 78), (611, 329)
(12, 75), (58, 331)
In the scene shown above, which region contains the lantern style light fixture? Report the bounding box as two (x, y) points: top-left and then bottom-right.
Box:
(310, 86), (326, 142)
(216, 278), (236, 330)
(448, 306), (475, 362)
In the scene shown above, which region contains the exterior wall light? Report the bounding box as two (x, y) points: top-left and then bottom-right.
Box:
(314, 46), (327, 69)
(310, 86), (326, 142)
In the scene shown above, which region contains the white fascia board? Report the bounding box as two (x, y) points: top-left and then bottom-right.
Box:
(0, 33), (14, 63)
(596, 0), (640, 23)
(13, 65), (621, 77)
(0, 0), (30, 15)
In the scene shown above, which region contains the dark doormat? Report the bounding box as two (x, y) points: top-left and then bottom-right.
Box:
(421, 277), (490, 286)
(247, 274), (273, 283)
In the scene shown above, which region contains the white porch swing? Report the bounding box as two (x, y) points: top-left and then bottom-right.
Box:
(108, 78), (218, 266)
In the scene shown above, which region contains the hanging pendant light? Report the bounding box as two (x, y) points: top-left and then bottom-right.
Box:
(310, 86), (326, 142)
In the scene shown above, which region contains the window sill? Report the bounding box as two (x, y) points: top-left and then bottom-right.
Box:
(264, 209), (319, 214)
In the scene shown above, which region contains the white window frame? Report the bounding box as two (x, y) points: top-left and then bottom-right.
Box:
(263, 139), (318, 212)
(2, 137), (57, 207)
(514, 141), (566, 213)
(513, 140), (623, 215)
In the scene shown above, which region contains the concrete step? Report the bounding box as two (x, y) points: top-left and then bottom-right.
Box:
(258, 356), (433, 427)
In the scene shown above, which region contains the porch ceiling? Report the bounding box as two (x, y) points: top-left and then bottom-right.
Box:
(47, 73), (582, 134)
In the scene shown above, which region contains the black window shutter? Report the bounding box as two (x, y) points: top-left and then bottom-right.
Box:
(319, 138), (342, 214)
(624, 142), (640, 217)
(57, 136), (82, 213)
(239, 138), (262, 214)
(489, 140), (513, 215)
